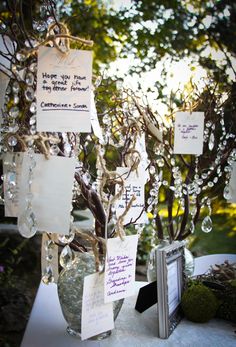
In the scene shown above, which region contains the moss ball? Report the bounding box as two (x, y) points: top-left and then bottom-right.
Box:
(181, 283), (218, 323)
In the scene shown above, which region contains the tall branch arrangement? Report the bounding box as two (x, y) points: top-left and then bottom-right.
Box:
(0, 1), (236, 282)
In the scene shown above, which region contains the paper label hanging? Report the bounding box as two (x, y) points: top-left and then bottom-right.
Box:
(104, 234), (138, 303)
(0, 71), (10, 124)
(36, 46), (92, 132)
(81, 272), (114, 340)
(0, 35), (16, 72)
(115, 167), (146, 224)
(18, 154), (76, 235)
(173, 112), (204, 155)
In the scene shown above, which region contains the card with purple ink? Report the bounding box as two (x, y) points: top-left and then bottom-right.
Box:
(173, 112), (204, 155)
(104, 235), (138, 303)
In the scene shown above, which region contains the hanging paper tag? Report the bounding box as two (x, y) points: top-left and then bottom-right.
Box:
(91, 91), (104, 143)
(229, 162), (236, 203)
(41, 233), (59, 283)
(81, 272), (114, 340)
(115, 167), (146, 224)
(0, 35), (16, 72)
(173, 112), (204, 155)
(18, 154), (76, 234)
(36, 46), (92, 132)
(104, 234), (138, 303)
(3, 152), (23, 217)
(0, 71), (10, 123)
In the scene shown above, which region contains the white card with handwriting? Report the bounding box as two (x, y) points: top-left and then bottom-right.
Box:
(115, 167), (145, 224)
(173, 112), (204, 155)
(81, 272), (114, 340)
(18, 154), (76, 234)
(104, 234), (138, 303)
(3, 152), (23, 217)
(36, 46), (92, 132)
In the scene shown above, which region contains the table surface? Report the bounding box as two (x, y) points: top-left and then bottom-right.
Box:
(20, 281), (236, 347)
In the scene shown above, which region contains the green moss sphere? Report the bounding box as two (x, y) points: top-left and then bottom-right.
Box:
(181, 283), (218, 323)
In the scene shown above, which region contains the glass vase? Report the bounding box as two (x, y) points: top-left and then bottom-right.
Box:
(57, 251), (123, 340)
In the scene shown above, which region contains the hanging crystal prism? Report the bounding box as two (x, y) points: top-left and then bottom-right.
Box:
(208, 132), (215, 151)
(223, 185), (232, 200)
(59, 245), (74, 269)
(58, 230), (75, 244)
(41, 233), (59, 284)
(6, 170), (17, 200)
(18, 206), (37, 238)
(201, 215), (212, 233)
(41, 266), (54, 284)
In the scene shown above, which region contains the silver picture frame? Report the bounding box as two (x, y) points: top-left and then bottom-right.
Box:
(156, 241), (186, 339)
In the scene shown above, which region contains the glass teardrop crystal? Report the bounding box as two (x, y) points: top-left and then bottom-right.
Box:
(201, 216), (212, 233)
(208, 132), (215, 151)
(42, 266), (54, 284)
(18, 208), (37, 238)
(58, 231), (75, 244)
(223, 185), (232, 200)
(59, 245), (74, 269)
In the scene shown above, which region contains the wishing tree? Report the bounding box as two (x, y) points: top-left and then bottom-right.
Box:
(0, 2), (236, 341)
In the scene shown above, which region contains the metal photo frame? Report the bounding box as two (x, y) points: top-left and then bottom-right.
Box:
(156, 241), (186, 339)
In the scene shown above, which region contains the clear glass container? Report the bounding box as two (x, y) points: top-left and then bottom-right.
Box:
(57, 251), (123, 340)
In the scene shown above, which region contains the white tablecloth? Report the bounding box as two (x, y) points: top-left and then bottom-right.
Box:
(20, 281), (236, 347)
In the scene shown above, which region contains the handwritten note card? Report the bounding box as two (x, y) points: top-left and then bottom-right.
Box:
(104, 235), (138, 303)
(115, 167), (145, 224)
(81, 272), (114, 340)
(173, 112), (204, 155)
(3, 152), (23, 217)
(18, 154), (76, 235)
(37, 46), (92, 132)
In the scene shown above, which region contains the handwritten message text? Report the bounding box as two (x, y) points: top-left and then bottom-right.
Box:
(37, 46), (92, 132)
(173, 112), (204, 155)
(104, 235), (138, 303)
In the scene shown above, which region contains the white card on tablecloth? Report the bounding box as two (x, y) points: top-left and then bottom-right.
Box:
(0, 35), (16, 72)
(18, 154), (76, 234)
(81, 272), (114, 340)
(229, 162), (236, 203)
(104, 234), (138, 303)
(173, 112), (204, 155)
(115, 167), (145, 224)
(91, 91), (104, 143)
(36, 46), (92, 132)
(3, 152), (23, 217)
